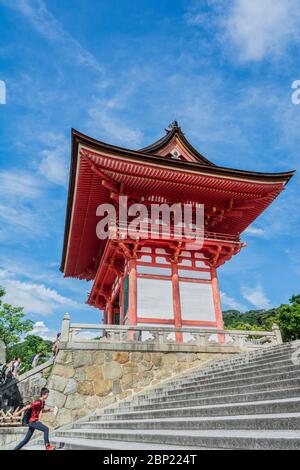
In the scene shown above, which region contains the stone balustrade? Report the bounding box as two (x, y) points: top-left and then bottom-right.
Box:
(60, 314), (282, 353)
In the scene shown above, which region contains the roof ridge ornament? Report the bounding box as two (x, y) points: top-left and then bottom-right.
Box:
(165, 120), (180, 133)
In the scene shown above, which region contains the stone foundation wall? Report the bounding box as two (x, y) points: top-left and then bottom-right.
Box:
(45, 349), (231, 428)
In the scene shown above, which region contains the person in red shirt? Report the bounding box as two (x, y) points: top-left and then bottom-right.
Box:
(13, 387), (56, 450)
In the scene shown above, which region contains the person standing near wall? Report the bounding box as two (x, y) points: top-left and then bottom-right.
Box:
(12, 357), (21, 378)
(51, 333), (61, 356)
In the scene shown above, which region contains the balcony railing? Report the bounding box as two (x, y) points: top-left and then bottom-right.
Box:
(107, 222), (241, 244)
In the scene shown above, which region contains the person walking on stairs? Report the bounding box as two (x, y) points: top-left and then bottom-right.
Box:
(12, 387), (56, 450)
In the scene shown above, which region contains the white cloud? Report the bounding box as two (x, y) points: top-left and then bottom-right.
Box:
(75, 330), (100, 340)
(30, 321), (57, 340)
(0, 257), (93, 299)
(241, 283), (272, 309)
(224, 0), (300, 61)
(220, 291), (247, 312)
(244, 226), (266, 237)
(0, 270), (79, 316)
(0, 169), (51, 241)
(88, 106), (143, 147)
(0, 203), (42, 239)
(1, 0), (103, 73)
(0, 171), (42, 199)
(87, 89), (143, 147)
(38, 135), (69, 186)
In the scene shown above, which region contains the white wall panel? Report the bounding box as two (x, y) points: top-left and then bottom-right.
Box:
(137, 266), (171, 276)
(180, 282), (215, 321)
(179, 269), (211, 280)
(137, 278), (173, 318)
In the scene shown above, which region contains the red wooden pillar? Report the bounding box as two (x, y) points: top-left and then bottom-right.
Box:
(107, 299), (113, 324)
(211, 267), (225, 343)
(120, 275), (125, 325)
(128, 258), (137, 339)
(171, 263), (183, 342)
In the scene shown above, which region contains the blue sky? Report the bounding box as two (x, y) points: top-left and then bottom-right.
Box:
(0, 0), (300, 339)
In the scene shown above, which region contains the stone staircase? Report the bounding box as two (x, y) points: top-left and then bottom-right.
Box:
(28, 341), (300, 450)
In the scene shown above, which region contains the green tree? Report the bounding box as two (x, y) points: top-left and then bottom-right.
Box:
(223, 309), (278, 330)
(7, 335), (52, 372)
(275, 296), (300, 342)
(226, 322), (266, 332)
(223, 296), (300, 342)
(0, 287), (34, 347)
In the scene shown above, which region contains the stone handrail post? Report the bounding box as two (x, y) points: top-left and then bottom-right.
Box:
(0, 339), (6, 364)
(61, 313), (70, 342)
(272, 323), (283, 344)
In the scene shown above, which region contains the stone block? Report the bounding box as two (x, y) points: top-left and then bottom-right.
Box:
(162, 353), (177, 365)
(151, 353), (162, 367)
(143, 353), (151, 362)
(77, 381), (94, 396)
(112, 351), (129, 364)
(65, 393), (85, 410)
(138, 360), (153, 372)
(130, 352), (143, 362)
(85, 365), (103, 381)
(112, 379), (122, 394)
(64, 379), (78, 395)
(136, 371), (153, 387)
(123, 362), (139, 373)
(73, 351), (94, 368)
(176, 352), (189, 362)
(93, 351), (106, 364)
(102, 361), (123, 380)
(121, 373), (138, 389)
(94, 379), (112, 396)
(48, 375), (68, 393)
(47, 390), (66, 408)
(104, 351), (112, 361)
(52, 364), (75, 378)
(74, 366), (86, 381)
(86, 395), (100, 409)
(55, 351), (73, 365)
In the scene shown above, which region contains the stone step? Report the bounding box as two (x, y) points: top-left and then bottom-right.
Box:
(75, 412), (300, 431)
(159, 361), (299, 390)
(207, 342), (293, 362)
(95, 398), (300, 421)
(130, 352), (298, 397)
(110, 387), (300, 412)
(107, 357), (298, 411)
(108, 345), (298, 406)
(192, 349), (297, 374)
(52, 428), (300, 450)
(194, 343), (296, 367)
(176, 351), (297, 381)
(120, 378), (300, 407)
(28, 437), (201, 450)
(136, 369), (300, 400)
